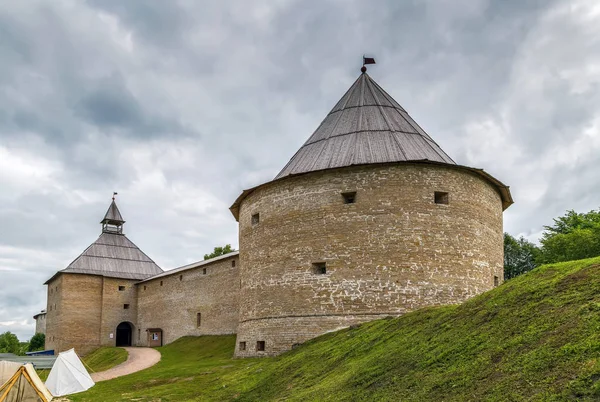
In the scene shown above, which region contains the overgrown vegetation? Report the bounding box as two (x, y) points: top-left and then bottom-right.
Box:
(0, 332), (45, 355)
(71, 256), (600, 401)
(504, 233), (539, 280)
(28, 333), (45, 352)
(538, 208), (600, 263)
(504, 207), (600, 280)
(204, 244), (235, 260)
(0, 332), (20, 354)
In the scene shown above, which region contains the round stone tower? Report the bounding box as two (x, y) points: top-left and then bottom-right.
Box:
(231, 69), (512, 357)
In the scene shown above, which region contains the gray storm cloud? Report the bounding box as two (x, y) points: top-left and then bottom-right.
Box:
(1, 0), (599, 340)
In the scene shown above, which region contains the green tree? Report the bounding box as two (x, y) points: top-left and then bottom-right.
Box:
(204, 244), (235, 260)
(538, 209), (600, 263)
(28, 333), (45, 352)
(0, 332), (20, 354)
(504, 233), (540, 280)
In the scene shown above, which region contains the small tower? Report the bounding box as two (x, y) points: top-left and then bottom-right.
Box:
(101, 194), (125, 234)
(44, 193), (162, 355)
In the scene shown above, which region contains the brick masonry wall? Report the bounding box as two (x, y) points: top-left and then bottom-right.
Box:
(137, 254), (240, 346)
(235, 163), (504, 357)
(44, 274), (140, 355)
(45, 274), (104, 356)
(99, 278), (140, 347)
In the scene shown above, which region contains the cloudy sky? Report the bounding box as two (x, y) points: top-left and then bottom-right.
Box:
(1, 0), (599, 340)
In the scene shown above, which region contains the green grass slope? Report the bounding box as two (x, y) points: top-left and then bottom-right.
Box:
(37, 346), (127, 381)
(71, 257), (600, 401)
(83, 346), (129, 373)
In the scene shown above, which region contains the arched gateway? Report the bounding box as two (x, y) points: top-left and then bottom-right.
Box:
(116, 322), (133, 347)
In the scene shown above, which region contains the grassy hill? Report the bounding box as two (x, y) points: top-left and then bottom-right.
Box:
(82, 346), (128, 372)
(37, 347), (127, 381)
(70, 257), (600, 401)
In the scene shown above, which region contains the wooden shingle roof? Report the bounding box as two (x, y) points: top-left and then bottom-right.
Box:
(101, 200), (124, 224)
(45, 201), (162, 284)
(230, 71), (513, 219)
(275, 72), (455, 179)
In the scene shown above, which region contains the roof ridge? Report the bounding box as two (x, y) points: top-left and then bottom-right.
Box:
(72, 255), (157, 263)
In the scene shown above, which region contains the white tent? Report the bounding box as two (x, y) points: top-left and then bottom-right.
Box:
(45, 349), (94, 397)
(0, 360), (53, 401)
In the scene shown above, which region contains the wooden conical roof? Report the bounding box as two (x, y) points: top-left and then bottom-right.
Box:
(275, 72), (454, 179)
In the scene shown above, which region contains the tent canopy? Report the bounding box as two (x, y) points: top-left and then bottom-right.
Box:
(0, 360), (53, 401)
(45, 349), (94, 397)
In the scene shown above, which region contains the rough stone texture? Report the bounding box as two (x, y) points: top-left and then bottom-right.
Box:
(45, 274), (103, 356)
(34, 313), (46, 335)
(235, 163), (504, 357)
(99, 278), (140, 347)
(44, 256), (240, 354)
(137, 255), (240, 346)
(44, 274), (140, 355)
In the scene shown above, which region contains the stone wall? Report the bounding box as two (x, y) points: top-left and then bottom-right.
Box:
(34, 313), (46, 335)
(44, 274), (140, 355)
(137, 254), (240, 346)
(99, 278), (140, 347)
(45, 274), (103, 355)
(235, 163), (504, 357)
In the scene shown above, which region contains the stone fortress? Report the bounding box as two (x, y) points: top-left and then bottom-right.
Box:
(39, 68), (512, 358)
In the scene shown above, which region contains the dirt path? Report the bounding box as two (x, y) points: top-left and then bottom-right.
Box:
(90, 347), (161, 382)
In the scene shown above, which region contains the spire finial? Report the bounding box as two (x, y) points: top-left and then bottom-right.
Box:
(362, 55), (376, 73)
(112, 192), (118, 201)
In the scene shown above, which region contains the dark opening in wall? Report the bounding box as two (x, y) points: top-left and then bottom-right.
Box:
(160, 281), (163, 286)
(494, 276), (499, 287)
(232, 260), (236, 267)
(197, 313), (201, 327)
(251, 213), (260, 226)
(313, 262), (327, 275)
(143, 285), (147, 291)
(118, 286), (125, 291)
(341, 191), (357, 204)
(434, 191), (449, 205)
(203, 268), (207, 275)
(124, 304), (130, 309)
(256, 341), (265, 351)
(239, 341), (246, 351)
(179, 275), (183, 281)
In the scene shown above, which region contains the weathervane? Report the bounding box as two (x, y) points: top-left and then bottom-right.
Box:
(112, 192), (118, 201)
(361, 55), (376, 73)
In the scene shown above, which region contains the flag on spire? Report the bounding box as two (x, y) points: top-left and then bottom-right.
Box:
(363, 56), (376, 65)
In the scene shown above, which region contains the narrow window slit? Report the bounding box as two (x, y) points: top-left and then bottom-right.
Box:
(313, 262), (327, 275)
(434, 191), (449, 205)
(341, 191), (357, 204)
